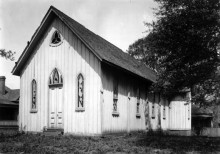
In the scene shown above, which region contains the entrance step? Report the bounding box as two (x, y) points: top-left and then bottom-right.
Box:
(0, 125), (18, 130)
(43, 128), (64, 136)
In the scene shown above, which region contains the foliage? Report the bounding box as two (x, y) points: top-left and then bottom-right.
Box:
(128, 0), (220, 102)
(0, 49), (15, 61)
(0, 131), (220, 153)
(128, 33), (161, 72)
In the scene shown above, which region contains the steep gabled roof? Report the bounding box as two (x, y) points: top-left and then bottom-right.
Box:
(12, 6), (156, 83)
(0, 86), (19, 106)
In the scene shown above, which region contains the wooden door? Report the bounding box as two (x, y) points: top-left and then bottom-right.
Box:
(49, 88), (63, 128)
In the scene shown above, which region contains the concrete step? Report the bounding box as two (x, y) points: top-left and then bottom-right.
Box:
(0, 125), (18, 130)
(43, 128), (64, 136)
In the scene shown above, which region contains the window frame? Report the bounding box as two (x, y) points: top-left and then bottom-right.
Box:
(163, 105), (166, 119)
(152, 92), (156, 119)
(112, 77), (119, 116)
(50, 30), (63, 47)
(48, 68), (63, 89)
(188, 103), (190, 120)
(136, 88), (141, 118)
(30, 79), (37, 113)
(75, 73), (85, 111)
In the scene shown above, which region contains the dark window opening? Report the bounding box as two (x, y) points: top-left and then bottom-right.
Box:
(51, 31), (61, 44)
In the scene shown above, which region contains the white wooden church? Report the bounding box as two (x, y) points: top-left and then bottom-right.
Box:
(12, 6), (191, 135)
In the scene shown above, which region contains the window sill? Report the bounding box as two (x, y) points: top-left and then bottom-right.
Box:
(112, 111), (119, 117)
(49, 41), (63, 47)
(49, 83), (63, 89)
(75, 108), (85, 112)
(136, 113), (141, 118)
(30, 109), (38, 113)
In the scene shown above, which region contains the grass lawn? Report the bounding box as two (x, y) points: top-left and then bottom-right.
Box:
(0, 130), (220, 154)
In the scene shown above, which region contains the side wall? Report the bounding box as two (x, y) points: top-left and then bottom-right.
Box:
(148, 93), (169, 130)
(101, 64), (149, 133)
(169, 94), (191, 130)
(101, 64), (191, 133)
(19, 17), (102, 135)
(148, 93), (191, 131)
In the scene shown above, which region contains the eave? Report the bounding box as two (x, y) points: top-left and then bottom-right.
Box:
(12, 7), (102, 76)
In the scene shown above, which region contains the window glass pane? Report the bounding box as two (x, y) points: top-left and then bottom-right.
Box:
(32, 80), (37, 110)
(77, 74), (84, 109)
(113, 78), (118, 112)
(49, 68), (63, 86)
(51, 31), (61, 44)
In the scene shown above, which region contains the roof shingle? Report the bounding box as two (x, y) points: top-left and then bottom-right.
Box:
(0, 86), (19, 105)
(51, 6), (156, 82)
(13, 6), (156, 83)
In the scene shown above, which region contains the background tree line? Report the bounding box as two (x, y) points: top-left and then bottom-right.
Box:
(128, 0), (220, 106)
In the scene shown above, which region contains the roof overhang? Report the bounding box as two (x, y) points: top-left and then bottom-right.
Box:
(12, 6), (156, 83)
(0, 99), (19, 107)
(192, 114), (213, 118)
(12, 9), (55, 76)
(12, 7), (102, 76)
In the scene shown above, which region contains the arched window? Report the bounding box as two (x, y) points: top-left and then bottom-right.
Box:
(112, 78), (119, 116)
(50, 30), (63, 47)
(136, 88), (141, 118)
(76, 73), (85, 111)
(49, 68), (63, 89)
(152, 92), (156, 119)
(163, 105), (166, 119)
(31, 79), (37, 113)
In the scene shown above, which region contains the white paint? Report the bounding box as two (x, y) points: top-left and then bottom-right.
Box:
(19, 17), (102, 135)
(19, 16), (191, 135)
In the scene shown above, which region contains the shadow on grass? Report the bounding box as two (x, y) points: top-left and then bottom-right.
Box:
(135, 130), (220, 153)
(0, 130), (220, 154)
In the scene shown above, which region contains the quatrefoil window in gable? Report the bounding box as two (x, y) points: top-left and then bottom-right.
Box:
(50, 30), (63, 47)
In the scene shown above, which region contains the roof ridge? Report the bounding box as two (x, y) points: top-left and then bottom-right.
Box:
(13, 6), (156, 82)
(51, 6), (156, 80)
(52, 7), (137, 57)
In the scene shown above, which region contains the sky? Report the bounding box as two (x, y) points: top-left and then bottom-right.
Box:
(0, 0), (157, 89)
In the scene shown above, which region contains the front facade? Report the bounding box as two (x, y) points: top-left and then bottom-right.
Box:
(12, 6), (191, 135)
(18, 17), (102, 134)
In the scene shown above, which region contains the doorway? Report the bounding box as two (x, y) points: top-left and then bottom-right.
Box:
(48, 68), (63, 128)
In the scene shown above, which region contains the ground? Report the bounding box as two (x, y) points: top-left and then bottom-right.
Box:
(0, 130), (220, 154)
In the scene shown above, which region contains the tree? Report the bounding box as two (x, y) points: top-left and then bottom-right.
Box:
(128, 33), (161, 72)
(0, 49), (15, 61)
(128, 0), (220, 104)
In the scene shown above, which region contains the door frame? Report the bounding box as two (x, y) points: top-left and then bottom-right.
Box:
(47, 67), (64, 129)
(48, 87), (64, 128)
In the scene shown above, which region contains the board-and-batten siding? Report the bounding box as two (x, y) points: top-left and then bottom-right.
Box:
(169, 97), (191, 130)
(19, 17), (102, 135)
(101, 65), (148, 133)
(148, 93), (191, 131)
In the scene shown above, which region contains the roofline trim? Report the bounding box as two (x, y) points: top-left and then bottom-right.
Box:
(12, 6), (155, 82)
(12, 9), (53, 75)
(12, 6), (102, 75)
(102, 59), (155, 83)
(51, 9), (103, 61)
